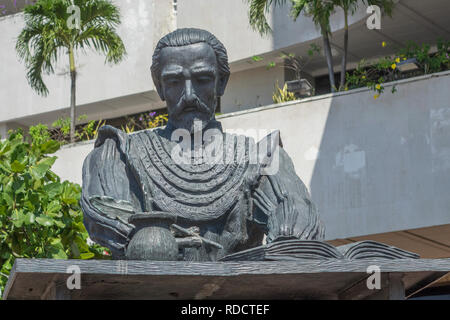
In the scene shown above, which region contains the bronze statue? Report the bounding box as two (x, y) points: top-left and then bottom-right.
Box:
(81, 28), (325, 261)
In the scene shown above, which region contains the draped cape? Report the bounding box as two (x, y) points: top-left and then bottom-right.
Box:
(81, 125), (324, 259)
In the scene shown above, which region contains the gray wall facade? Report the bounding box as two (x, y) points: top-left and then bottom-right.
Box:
(52, 71), (450, 240)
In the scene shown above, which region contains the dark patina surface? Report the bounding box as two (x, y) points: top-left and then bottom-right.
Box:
(80, 28), (325, 261)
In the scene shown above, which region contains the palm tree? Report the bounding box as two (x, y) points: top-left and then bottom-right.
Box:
(247, 0), (337, 92)
(334, 0), (395, 90)
(16, 0), (126, 143)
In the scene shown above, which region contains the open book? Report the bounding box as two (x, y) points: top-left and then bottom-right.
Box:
(219, 239), (419, 261)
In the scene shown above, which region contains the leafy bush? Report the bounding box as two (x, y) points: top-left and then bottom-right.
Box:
(0, 128), (107, 297)
(345, 56), (399, 99)
(397, 38), (450, 75)
(272, 82), (297, 104)
(345, 39), (450, 99)
(49, 112), (168, 142)
(50, 115), (106, 143)
(121, 112), (168, 133)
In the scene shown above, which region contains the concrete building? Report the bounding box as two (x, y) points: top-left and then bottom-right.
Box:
(1, 0), (450, 297)
(1, 0), (450, 135)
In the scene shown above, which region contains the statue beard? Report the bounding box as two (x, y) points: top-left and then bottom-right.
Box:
(170, 94), (216, 134)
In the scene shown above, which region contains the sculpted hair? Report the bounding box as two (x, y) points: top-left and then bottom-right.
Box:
(151, 28), (230, 96)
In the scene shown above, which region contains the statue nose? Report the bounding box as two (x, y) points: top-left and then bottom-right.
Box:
(184, 80), (196, 105)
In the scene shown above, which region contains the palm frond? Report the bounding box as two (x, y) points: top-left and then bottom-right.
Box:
(290, 0), (307, 21)
(23, 34), (63, 96)
(16, 0), (126, 96)
(247, 0), (288, 35)
(17, 2), (68, 96)
(76, 25), (126, 64)
(74, 0), (126, 63)
(76, 0), (121, 29)
(291, 0), (334, 34)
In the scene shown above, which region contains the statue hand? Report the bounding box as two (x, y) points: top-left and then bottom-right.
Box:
(170, 224), (223, 250)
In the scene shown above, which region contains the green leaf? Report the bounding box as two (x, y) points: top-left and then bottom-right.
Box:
(43, 182), (63, 198)
(46, 238), (68, 259)
(74, 235), (90, 252)
(35, 215), (54, 227)
(40, 140), (60, 154)
(0, 142), (11, 156)
(12, 179), (26, 193)
(11, 209), (25, 228)
(24, 212), (35, 225)
(80, 252), (95, 260)
(11, 160), (26, 173)
(61, 184), (79, 205)
(3, 192), (14, 207)
(46, 200), (62, 214)
(30, 156), (56, 180)
(53, 219), (66, 228)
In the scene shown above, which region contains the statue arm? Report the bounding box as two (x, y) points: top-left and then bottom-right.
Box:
(81, 126), (142, 258)
(251, 135), (325, 243)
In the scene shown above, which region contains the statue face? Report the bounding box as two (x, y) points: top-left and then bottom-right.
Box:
(159, 42), (221, 133)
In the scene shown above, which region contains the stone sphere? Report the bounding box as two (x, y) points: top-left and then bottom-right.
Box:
(125, 226), (178, 261)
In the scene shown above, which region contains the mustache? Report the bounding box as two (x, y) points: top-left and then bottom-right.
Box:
(173, 94), (210, 117)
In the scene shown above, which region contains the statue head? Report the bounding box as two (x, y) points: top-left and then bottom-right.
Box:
(151, 28), (230, 133)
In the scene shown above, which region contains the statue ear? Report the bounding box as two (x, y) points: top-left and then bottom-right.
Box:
(156, 83), (165, 101)
(152, 69), (165, 101)
(216, 73), (229, 97)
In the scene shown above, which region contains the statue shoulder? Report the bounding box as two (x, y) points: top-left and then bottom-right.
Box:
(94, 125), (128, 150)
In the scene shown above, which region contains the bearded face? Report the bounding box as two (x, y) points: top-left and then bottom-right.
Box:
(158, 42), (222, 133)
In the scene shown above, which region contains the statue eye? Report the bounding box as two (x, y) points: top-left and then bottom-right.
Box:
(165, 78), (180, 85)
(196, 76), (213, 83)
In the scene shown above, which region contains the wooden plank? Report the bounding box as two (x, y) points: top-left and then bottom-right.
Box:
(4, 258), (450, 300)
(8, 258), (450, 275)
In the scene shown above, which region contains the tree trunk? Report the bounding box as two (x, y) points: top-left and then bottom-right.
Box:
(340, 11), (349, 90)
(69, 46), (76, 143)
(322, 28), (336, 92)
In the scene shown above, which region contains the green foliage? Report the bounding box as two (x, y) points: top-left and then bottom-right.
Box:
(246, 0), (396, 93)
(52, 117), (72, 136)
(345, 56), (398, 99)
(0, 128), (108, 297)
(246, 0), (288, 35)
(76, 119), (106, 142)
(253, 45), (320, 93)
(29, 112), (168, 145)
(51, 115), (106, 143)
(290, 0), (335, 31)
(121, 112), (169, 133)
(272, 82), (297, 104)
(16, 0), (127, 143)
(16, 0), (127, 96)
(251, 55), (264, 62)
(345, 39), (450, 99)
(28, 123), (51, 145)
(246, 0), (334, 35)
(397, 39), (450, 75)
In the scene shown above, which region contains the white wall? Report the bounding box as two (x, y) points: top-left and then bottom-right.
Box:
(222, 64), (285, 113)
(52, 71), (450, 240)
(0, 0), (175, 123)
(176, 0), (367, 66)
